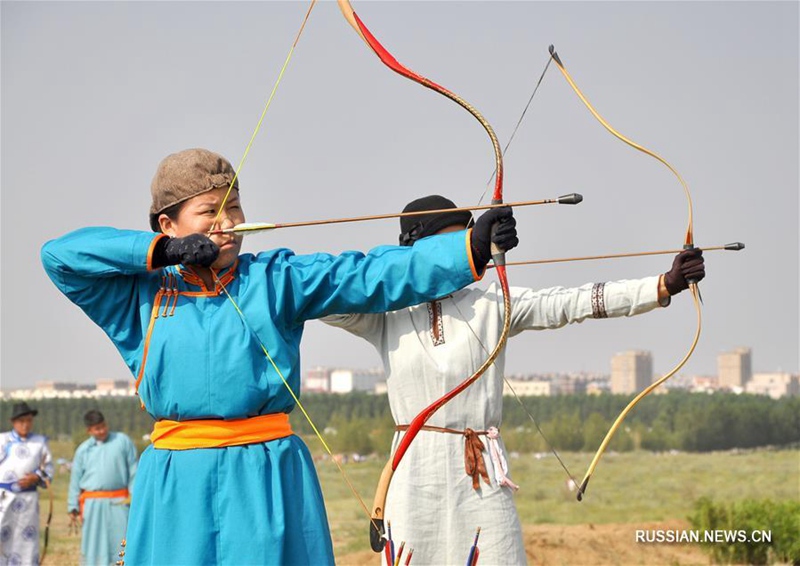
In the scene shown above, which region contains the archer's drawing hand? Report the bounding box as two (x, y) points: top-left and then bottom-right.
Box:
(153, 234), (220, 268)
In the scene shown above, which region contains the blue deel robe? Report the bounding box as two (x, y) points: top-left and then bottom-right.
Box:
(41, 227), (477, 566)
(68, 432), (137, 566)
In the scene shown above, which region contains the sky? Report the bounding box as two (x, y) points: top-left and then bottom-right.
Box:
(1, 1), (798, 390)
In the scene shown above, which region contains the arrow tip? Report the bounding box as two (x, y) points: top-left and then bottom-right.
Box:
(557, 193), (583, 205)
(724, 242), (745, 251)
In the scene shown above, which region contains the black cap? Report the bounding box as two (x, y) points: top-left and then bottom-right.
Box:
(399, 195), (473, 246)
(10, 402), (38, 420)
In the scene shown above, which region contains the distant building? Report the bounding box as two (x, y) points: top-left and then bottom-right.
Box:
(585, 380), (609, 396)
(329, 369), (384, 394)
(501, 373), (597, 397)
(35, 381), (81, 392)
(303, 367), (332, 393)
(745, 372), (799, 399)
(95, 379), (134, 396)
(2, 379), (134, 400)
(718, 347), (752, 389)
(610, 350), (652, 394)
(504, 378), (556, 397)
(690, 375), (720, 393)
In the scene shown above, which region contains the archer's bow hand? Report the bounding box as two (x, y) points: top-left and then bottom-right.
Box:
(664, 248), (705, 295)
(152, 234), (220, 268)
(471, 206), (518, 271)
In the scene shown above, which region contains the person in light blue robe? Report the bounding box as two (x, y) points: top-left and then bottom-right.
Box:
(68, 410), (137, 566)
(41, 149), (517, 566)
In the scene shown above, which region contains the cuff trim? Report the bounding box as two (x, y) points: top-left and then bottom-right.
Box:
(146, 234), (169, 271)
(466, 228), (484, 281)
(591, 282), (608, 318)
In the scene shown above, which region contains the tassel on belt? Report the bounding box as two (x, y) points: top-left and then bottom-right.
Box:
(395, 425), (490, 490)
(394, 424), (520, 491)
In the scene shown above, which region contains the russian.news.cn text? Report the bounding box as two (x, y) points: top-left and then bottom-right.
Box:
(635, 530), (772, 544)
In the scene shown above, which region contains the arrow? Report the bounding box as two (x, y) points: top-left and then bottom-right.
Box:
(488, 242), (745, 268)
(208, 194), (583, 235)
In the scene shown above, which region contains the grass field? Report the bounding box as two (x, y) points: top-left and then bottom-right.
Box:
(36, 441), (799, 565)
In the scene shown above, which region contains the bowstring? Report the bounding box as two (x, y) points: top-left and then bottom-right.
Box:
(213, 272), (380, 532)
(469, 53), (578, 483)
(476, 55), (552, 206)
(211, 0), (317, 232)
(448, 297), (579, 487)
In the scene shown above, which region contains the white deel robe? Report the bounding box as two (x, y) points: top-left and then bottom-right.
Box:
(323, 277), (662, 565)
(0, 431), (54, 566)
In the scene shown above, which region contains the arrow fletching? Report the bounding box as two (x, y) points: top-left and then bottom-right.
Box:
(210, 223), (277, 235)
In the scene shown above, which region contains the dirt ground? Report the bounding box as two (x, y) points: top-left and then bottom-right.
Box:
(522, 520), (709, 566)
(337, 520), (710, 566)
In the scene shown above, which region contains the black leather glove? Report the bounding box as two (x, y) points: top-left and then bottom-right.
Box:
(470, 206), (518, 271)
(664, 248), (705, 295)
(152, 234), (219, 268)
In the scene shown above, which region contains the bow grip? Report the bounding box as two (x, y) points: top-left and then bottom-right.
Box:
(683, 243), (698, 285)
(490, 199), (506, 267)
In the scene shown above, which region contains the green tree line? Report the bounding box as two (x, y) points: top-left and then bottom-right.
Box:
(2, 391), (798, 456)
(690, 497), (800, 564)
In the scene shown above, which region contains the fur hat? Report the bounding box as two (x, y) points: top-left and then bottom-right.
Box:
(149, 148), (238, 232)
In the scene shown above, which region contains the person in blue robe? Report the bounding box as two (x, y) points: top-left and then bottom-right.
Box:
(41, 148), (518, 565)
(68, 410), (137, 566)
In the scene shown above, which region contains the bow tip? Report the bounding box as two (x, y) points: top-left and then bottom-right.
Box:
(369, 518), (386, 552)
(576, 477), (590, 502)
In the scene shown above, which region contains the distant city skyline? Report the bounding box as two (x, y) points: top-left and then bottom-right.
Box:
(0, 342), (792, 391)
(3, 359), (796, 401)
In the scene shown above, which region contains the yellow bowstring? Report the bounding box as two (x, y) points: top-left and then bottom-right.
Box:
(203, 0), (379, 528)
(211, 0), (317, 232)
(214, 272), (377, 526)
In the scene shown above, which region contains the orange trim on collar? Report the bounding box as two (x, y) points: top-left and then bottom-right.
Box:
(151, 413), (293, 450)
(180, 260), (238, 294)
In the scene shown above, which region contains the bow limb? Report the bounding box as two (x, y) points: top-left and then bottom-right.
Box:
(337, 0), (512, 551)
(548, 46), (694, 248)
(577, 287), (701, 499)
(547, 46), (702, 500)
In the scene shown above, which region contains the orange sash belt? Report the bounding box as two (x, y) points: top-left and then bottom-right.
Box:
(78, 488), (129, 518)
(151, 413), (293, 450)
